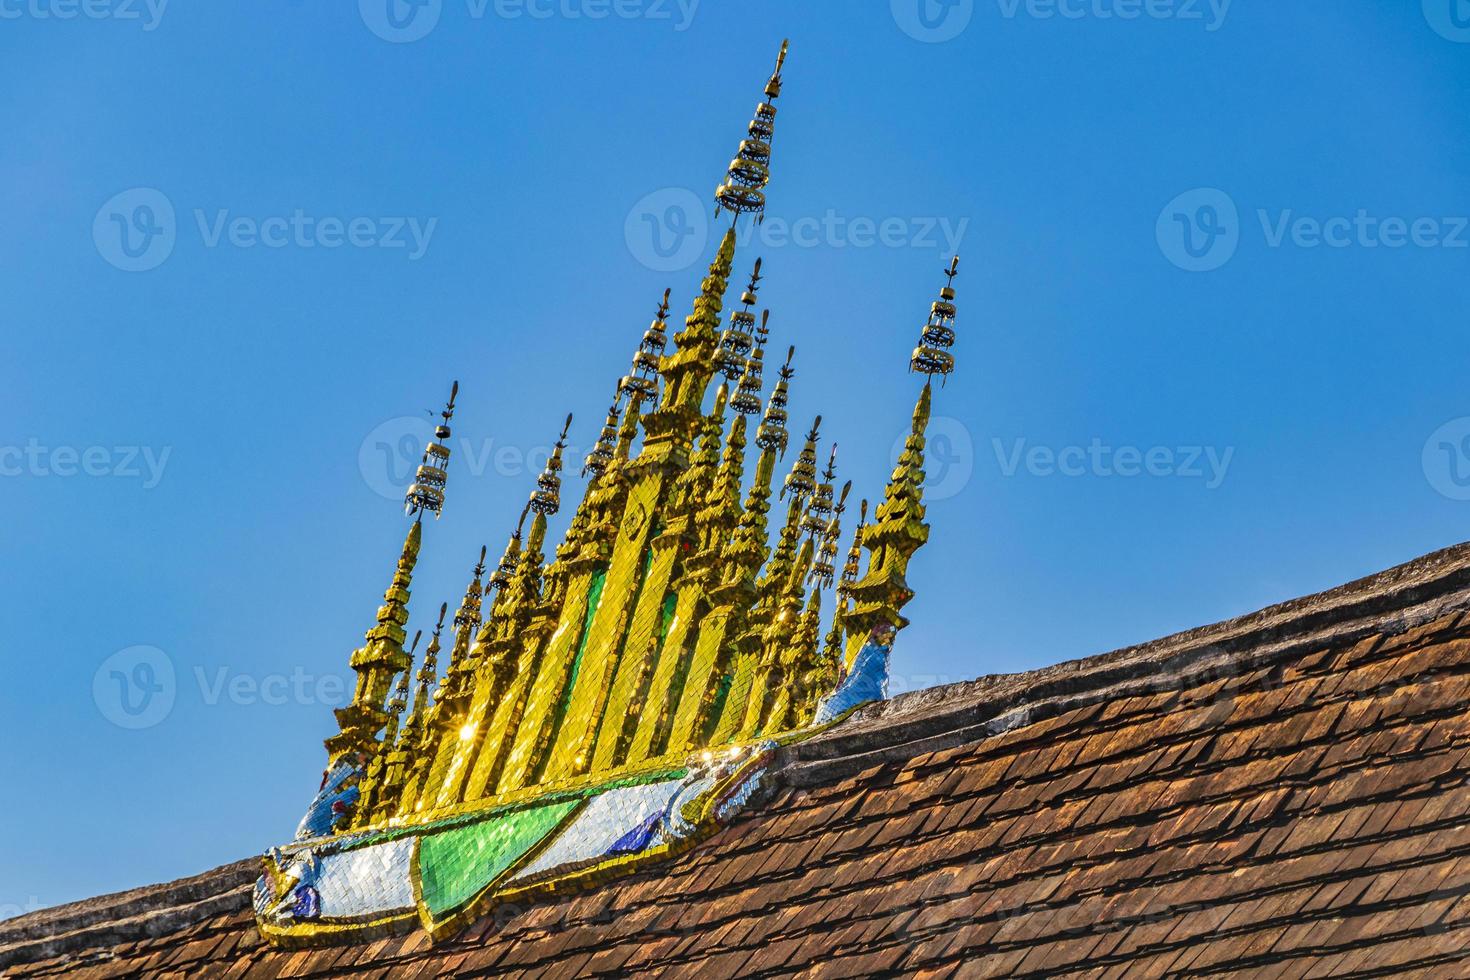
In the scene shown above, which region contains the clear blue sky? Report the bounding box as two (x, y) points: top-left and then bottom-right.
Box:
(3, 1), (1468, 912)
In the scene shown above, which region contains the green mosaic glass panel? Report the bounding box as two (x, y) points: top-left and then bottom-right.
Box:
(417, 799), (579, 920)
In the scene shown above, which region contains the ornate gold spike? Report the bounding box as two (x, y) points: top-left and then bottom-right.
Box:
(622, 290), (671, 401)
(911, 255), (959, 380)
(715, 259), (763, 380)
(781, 416), (822, 504)
(843, 259), (960, 665)
(755, 345), (794, 457)
(839, 499), (869, 596)
(810, 479), (851, 589)
(530, 414), (574, 516)
(716, 40), (789, 221)
(405, 381), (458, 520)
(730, 309), (770, 416)
(490, 506), (529, 593)
(583, 393), (621, 478)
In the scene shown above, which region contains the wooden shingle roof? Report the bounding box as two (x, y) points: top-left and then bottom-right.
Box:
(6, 542), (1470, 978)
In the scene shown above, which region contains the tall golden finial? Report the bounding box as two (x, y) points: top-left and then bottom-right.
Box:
(405, 381), (458, 520)
(583, 392), (621, 479)
(781, 416), (822, 504)
(622, 289), (670, 401)
(530, 413), (574, 516)
(911, 255), (959, 381)
(715, 259), (763, 380)
(802, 444), (840, 539)
(490, 506), (530, 593)
(838, 499), (868, 597)
(756, 345), (795, 457)
(730, 310), (770, 416)
(715, 39), (789, 222)
(409, 606), (446, 725)
(810, 479), (851, 589)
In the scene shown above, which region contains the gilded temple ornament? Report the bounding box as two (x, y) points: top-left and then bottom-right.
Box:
(255, 40), (969, 949)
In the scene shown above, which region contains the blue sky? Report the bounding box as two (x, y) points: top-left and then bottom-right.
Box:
(3, 1), (1469, 911)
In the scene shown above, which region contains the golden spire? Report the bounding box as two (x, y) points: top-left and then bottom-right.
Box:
(622, 289), (670, 402)
(582, 392), (621, 479)
(489, 506), (529, 594)
(325, 383), (457, 765)
(839, 499), (869, 596)
(755, 345), (794, 457)
(810, 479), (851, 589)
(730, 310), (770, 417)
(843, 256), (961, 665)
(405, 381), (459, 519)
(407, 604), (446, 731)
(530, 414), (574, 517)
(911, 255), (959, 381)
(382, 630), (420, 746)
(715, 259), (763, 380)
(781, 416), (822, 505)
(715, 40), (788, 222)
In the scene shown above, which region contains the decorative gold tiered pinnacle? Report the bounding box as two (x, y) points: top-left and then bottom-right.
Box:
(406, 381), (458, 519)
(318, 46), (965, 838)
(842, 256), (961, 666)
(715, 41), (787, 221)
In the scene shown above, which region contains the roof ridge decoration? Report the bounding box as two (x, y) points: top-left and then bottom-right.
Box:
(255, 40), (969, 948)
